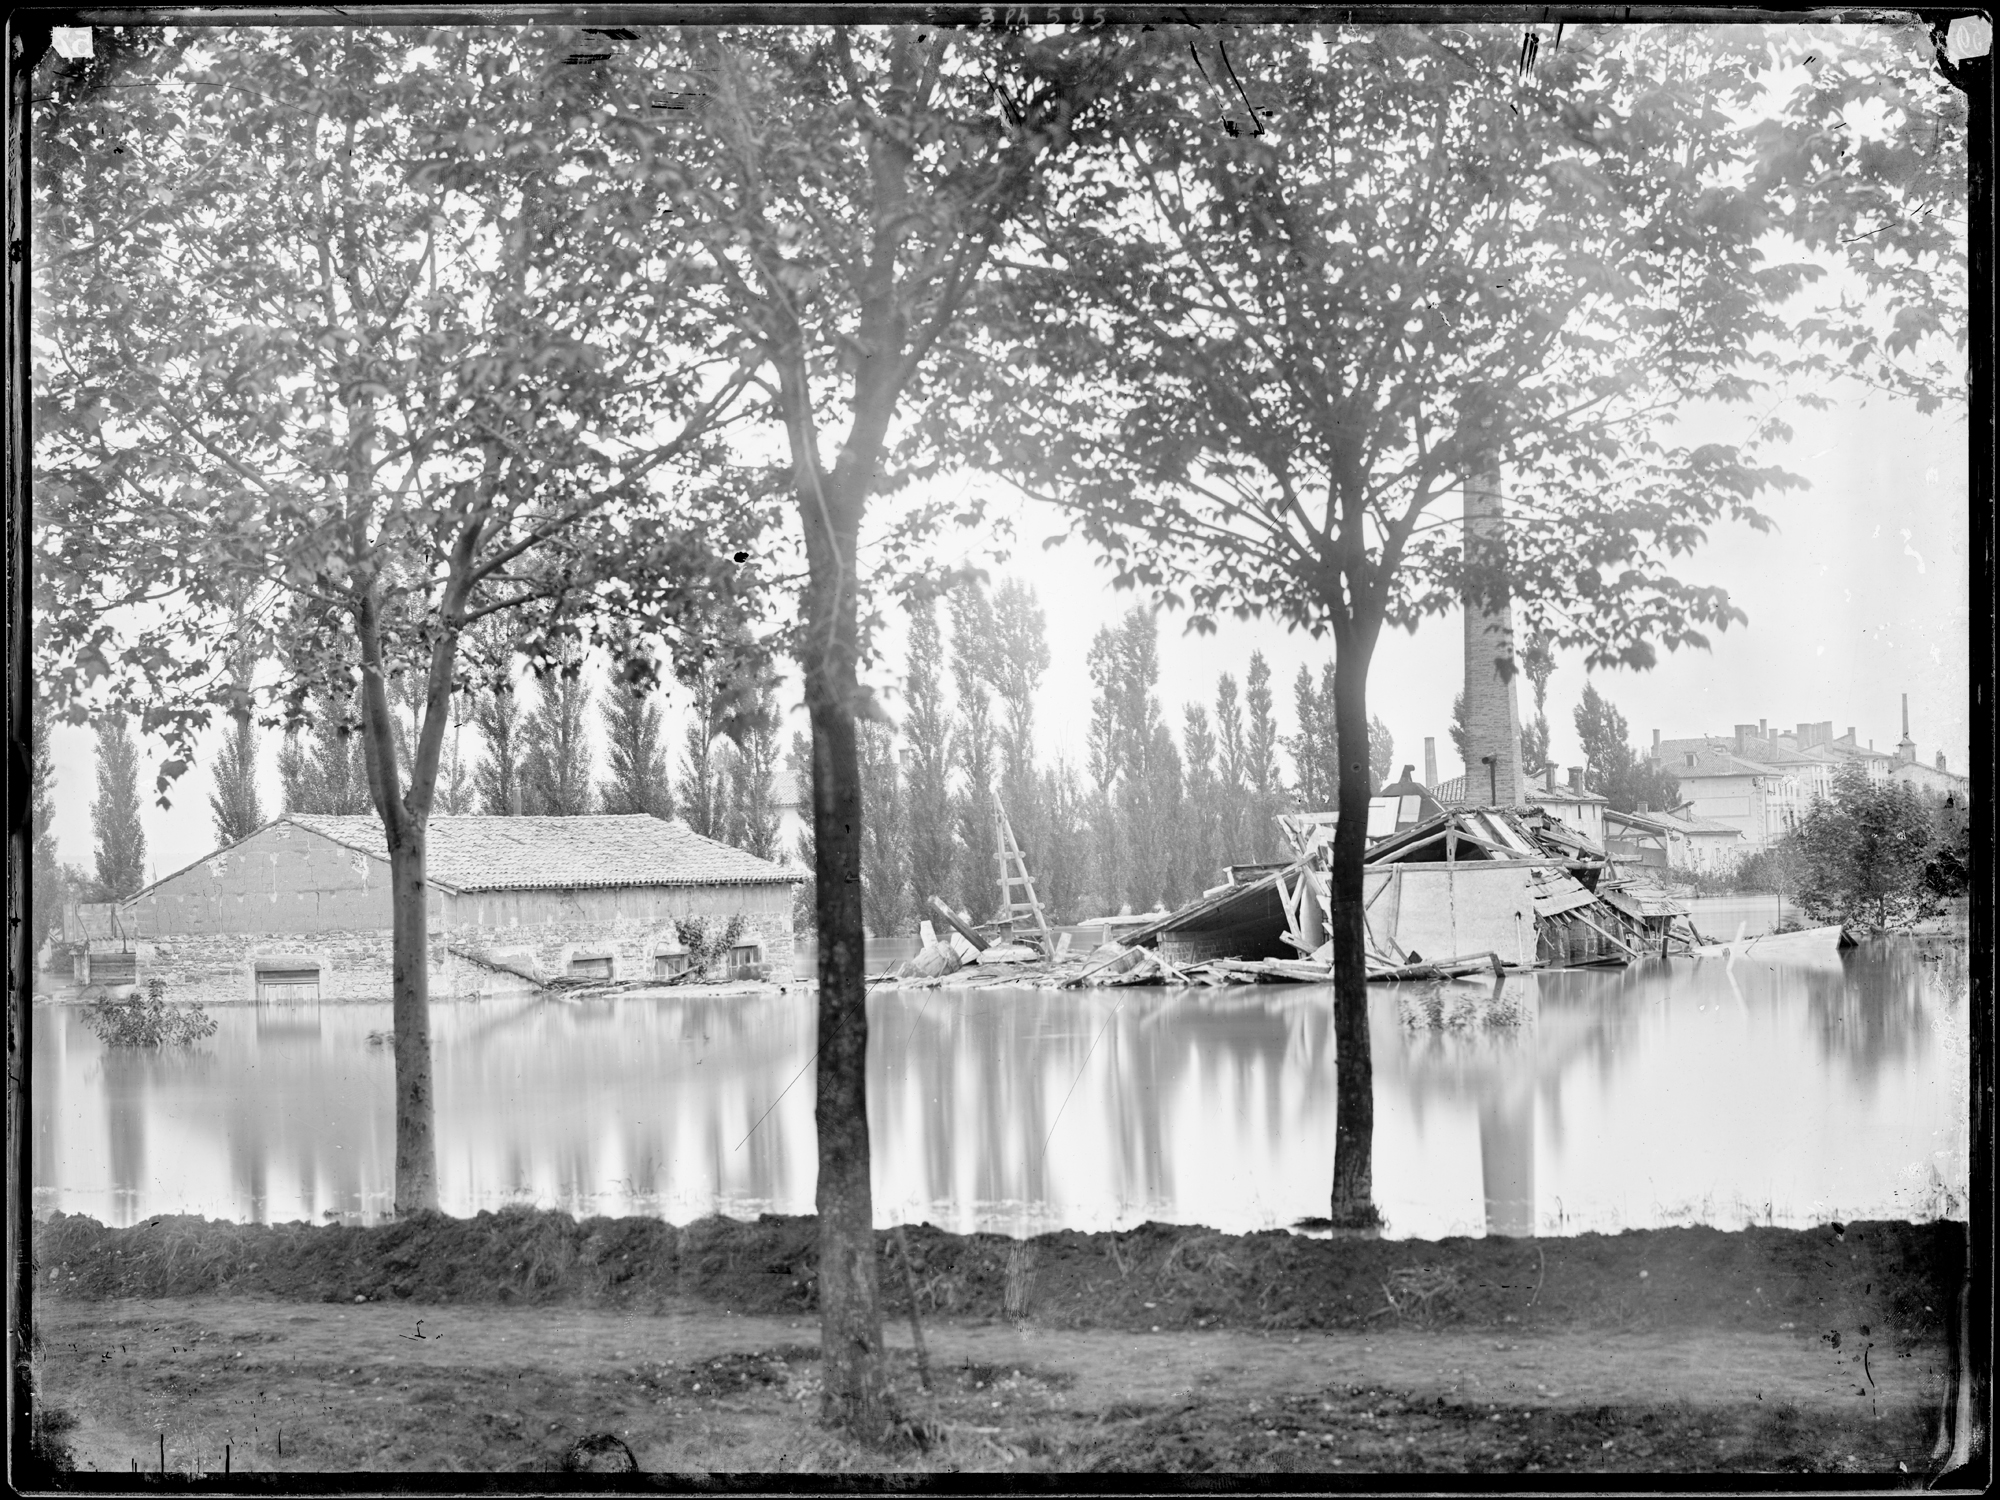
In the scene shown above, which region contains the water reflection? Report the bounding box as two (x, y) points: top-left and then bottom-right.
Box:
(33, 938), (1967, 1239)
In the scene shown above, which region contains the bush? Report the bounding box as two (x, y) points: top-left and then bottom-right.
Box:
(82, 977), (217, 1048)
(1787, 763), (1944, 932)
(673, 914), (748, 977)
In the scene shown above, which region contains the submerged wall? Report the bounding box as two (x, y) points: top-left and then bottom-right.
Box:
(1364, 863), (1537, 968)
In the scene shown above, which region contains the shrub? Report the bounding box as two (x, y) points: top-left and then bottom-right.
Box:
(673, 914), (748, 977)
(82, 978), (217, 1048)
(1787, 763), (1944, 932)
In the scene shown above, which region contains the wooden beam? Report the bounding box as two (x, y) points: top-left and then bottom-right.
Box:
(926, 896), (989, 952)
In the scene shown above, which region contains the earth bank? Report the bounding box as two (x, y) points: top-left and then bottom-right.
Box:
(27, 1211), (1962, 1476)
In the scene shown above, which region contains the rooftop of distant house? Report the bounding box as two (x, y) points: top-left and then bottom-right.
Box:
(117, 814), (802, 900)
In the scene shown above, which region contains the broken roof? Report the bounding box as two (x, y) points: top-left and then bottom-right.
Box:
(284, 813), (799, 893)
(1365, 806), (1577, 866)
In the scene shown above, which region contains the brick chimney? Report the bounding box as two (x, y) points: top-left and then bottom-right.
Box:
(1567, 766), (1584, 793)
(1423, 736), (1438, 789)
(1897, 693), (1917, 765)
(1651, 727), (1660, 759)
(1937, 751), (1947, 772)
(1544, 764), (1557, 792)
(1460, 457), (1526, 806)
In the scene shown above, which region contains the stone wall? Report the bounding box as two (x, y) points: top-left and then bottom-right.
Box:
(442, 883), (797, 988)
(103, 888), (796, 1004)
(100, 928), (409, 1006)
(119, 821), (426, 936)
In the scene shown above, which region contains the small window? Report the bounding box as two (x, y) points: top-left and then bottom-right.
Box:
(256, 960), (320, 1004)
(727, 941), (764, 980)
(1684, 752), (1696, 768)
(653, 951), (692, 981)
(568, 954), (614, 982)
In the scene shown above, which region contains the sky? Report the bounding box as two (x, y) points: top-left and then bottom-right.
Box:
(43, 371), (1969, 885)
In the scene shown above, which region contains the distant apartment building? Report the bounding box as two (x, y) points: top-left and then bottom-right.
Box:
(1647, 698), (1966, 852)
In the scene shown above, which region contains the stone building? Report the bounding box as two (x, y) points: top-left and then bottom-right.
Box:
(68, 813), (801, 1004)
(1523, 766), (1609, 848)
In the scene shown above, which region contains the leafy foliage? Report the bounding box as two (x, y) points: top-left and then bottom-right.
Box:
(903, 599), (957, 910)
(1573, 682), (1681, 813)
(206, 626), (264, 845)
(598, 684), (674, 820)
(471, 685), (525, 816)
(83, 978), (217, 1048)
(857, 720), (911, 936)
(91, 713), (147, 899)
(1785, 762), (1946, 930)
(673, 914), (749, 976)
(521, 650), (596, 816)
(721, 680), (783, 859)
(277, 681), (368, 816)
(31, 702), (84, 960)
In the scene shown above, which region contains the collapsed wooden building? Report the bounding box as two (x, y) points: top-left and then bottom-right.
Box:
(1113, 804), (1697, 983)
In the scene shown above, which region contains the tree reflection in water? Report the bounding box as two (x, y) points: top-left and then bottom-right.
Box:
(31, 937), (1968, 1237)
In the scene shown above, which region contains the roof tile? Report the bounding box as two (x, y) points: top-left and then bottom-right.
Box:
(284, 813), (798, 893)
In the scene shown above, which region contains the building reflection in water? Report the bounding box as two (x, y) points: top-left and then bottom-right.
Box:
(31, 936), (1968, 1238)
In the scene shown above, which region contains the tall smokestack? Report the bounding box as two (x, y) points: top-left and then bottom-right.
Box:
(1902, 693), (1910, 736)
(1423, 737), (1438, 789)
(1460, 457), (1526, 806)
(1651, 728), (1660, 759)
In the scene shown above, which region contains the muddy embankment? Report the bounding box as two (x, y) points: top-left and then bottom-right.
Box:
(34, 1208), (1961, 1343)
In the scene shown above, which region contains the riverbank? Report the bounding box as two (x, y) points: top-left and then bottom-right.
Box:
(29, 1210), (1962, 1476)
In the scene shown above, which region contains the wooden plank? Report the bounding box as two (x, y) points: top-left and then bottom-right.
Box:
(1567, 907), (1641, 960)
(927, 896), (990, 952)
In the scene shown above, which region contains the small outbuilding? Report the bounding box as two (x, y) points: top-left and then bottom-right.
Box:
(69, 813), (801, 1004)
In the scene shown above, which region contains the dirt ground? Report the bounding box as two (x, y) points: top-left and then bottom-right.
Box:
(26, 1211), (1963, 1478)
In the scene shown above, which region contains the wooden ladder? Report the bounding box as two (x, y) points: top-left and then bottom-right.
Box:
(992, 804), (1054, 953)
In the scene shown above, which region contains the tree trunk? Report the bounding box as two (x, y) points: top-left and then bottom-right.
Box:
(799, 473), (889, 1442)
(1327, 625), (1381, 1229)
(386, 831), (439, 1214)
(354, 588), (448, 1217)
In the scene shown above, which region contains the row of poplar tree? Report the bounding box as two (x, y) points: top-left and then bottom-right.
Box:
(34, 577), (1398, 953)
(794, 581), (1395, 939)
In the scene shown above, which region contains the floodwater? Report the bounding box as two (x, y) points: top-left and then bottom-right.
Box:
(33, 935), (1967, 1241)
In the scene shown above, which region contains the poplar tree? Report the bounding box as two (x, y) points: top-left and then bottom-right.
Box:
(857, 719), (911, 936)
(989, 579), (1052, 885)
(599, 683), (675, 820)
(31, 703), (72, 960)
(1213, 672), (1248, 862)
(207, 638), (263, 846)
(521, 652), (596, 817)
(722, 682), (782, 858)
(1182, 703), (1225, 892)
(278, 682), (369, 816)
(676, 659), (731, 841)
(92, 713), (148, 899)
(472, 685), (526, 817)
(948, 584), (1000, 922)
(1243, 653), (1283, 862)
(903, 599), (957, 911)
(785, 729), (818, 930)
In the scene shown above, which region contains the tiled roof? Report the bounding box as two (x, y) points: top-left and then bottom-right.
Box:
(1526, 782), (1609, 805)
(284, 814), (799, 892)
